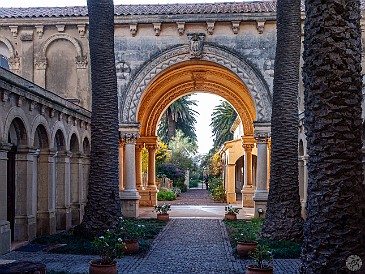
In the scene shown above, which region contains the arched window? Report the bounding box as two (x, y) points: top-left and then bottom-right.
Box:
(0, 54), (9, 69)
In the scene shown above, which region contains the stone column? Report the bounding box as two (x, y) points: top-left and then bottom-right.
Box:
(81, 154), (90, 221)
(14, 146), (37, 241)
(253, 127), (270, 217)
(135, 142), (144, 191)
(37, 149), (56, 235)
(55, 151), (72, 230)
(241, 136), (256, 208)
(146, 143), (158, 206)
(118, 140), (125, 192)
(70, 153), (83, 225)
(226, 163), (236, 203)
(120, 133), (140, 217)
(0, 143), (12, 255)
(301, 156), (308, 218)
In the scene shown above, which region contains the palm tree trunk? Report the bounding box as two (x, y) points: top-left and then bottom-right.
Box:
(261, 0), (303, 242)
(75, 0), (121, 238)
(167, 109), (176, 141)
(301, 0), (365, 272)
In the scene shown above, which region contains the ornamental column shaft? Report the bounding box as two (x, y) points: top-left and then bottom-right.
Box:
(241, 136), (255, 208)
(135, 142), (144, 191)
(146, 144), (158, 190)
(120, 132), (140, 218)
(252, 122), (271, 217)
(118, 140), (125, 192)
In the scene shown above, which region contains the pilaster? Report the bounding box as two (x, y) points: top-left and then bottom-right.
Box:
(241, 136), (256, 208)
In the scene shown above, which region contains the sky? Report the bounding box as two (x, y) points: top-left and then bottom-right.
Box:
(0, 0), (237, 154)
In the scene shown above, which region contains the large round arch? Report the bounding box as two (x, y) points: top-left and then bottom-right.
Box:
(138, 61), (256, 136)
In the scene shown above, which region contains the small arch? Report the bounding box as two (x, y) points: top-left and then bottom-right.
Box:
(70, 134), (80, 153)
(68, 127), (81, 151)
(30, 115), (51, 148)
(54, 129), (66, 152)
(0, 36), (15, 57)
(51, 121), (68, 150)
(34, 124), (49, 149)
(4, 107), (30, 146)
(7, 117), (28, 146)
(299, 139), (304, 157)
(82, 137), (90, 155)
(39, 33), (83, 59)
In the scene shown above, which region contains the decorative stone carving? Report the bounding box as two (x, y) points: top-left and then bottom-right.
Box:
(176, 22), (185, 35)
(263, 59), (274, 78)
(50, 109), (55, 118)
(207, 22), (215, 35)
(58, 112), (63, 121)
(116, 62), (131, 80)
(8, 57), (20, 71)
(121, 45), (272, 124)
(1, 90), (9, 102)
(41, 105), (46, 115)
(77, 24), (86, 38)
(56, 24), (65, 32)
(75, 55), (88, 69)
(187, 33), (205, 59)
(121, 132), (139, 144)
(130, 24), (137, 37)
(153, 23), (161, 36)
(231, 21), (240, 34)
(29, 101), (35, 111)
(254, 132), (270, 143)
(34, 57), (47, 70)
(16, 96), (23, 107)
(243, 143), (255, 151)
(256, 20), (265, 34)
(35, 25), (44, 39)
(9, 26), (18, 38)
(20, 31), (33, 41)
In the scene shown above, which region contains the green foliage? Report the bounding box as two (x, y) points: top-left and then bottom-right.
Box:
(157, 163), (185, 183)
(153, 203), (171, 214)
(189, 179), (199, 188)
(117, 218), (145, 242)
(168, 130), (197, 170)
(210, 100), (238, 150)
(173, 181), (188, 192)
(224, 218), (301, 259)
(225, 204), (240, 215)
(208, 177), (224, 194)
(172, 187), (182, 196)
(211, 184), (226, 202)
(157, 190), (176, 201)
(91, 228), (125, 264)
(249, 244), (273, 269)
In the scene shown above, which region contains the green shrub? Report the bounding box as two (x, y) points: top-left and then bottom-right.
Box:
(211, 184), (226, 202)
(189, 179), (199, 188)
(172, 187), (182, 196)
(157, 190), (176, 201)
(173, 181), (187, 192)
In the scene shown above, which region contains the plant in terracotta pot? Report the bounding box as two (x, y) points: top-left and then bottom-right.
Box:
(224, 204), (240, 220)
(90, 228), (125, 274)
(153, 203), (171, 221)
(116, 217), (145, 255)
(246, 244), (273, 274)
(235, 225), (259, 258)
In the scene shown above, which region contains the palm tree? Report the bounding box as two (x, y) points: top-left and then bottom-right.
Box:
(261, 0), (303, 242)
(301, 0), (365, 272)
(158, 95), (198, 144)
(75, 0), (121, 238)
(210, 100), (237, 150)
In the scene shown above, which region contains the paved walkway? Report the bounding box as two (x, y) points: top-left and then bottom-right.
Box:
(0, 189), (300, 273)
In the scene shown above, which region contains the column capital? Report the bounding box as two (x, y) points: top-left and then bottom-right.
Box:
(16, 145), (37, 154)
(0, 142), (13, 152)
(241, 135), (256, 151)
(254, 132), (270, 144)
(121, 132), (139, 144)
(145, 143), (158, 152)
(135, 142), (144, 152)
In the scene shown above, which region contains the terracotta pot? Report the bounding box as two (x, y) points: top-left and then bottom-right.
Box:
(157, 213), (169, 221)
(89, 259), (117, 274)
(224, 213), (237, 220)
(124, 240), (139, 255)
(246, 264), (273, 274)
(237, 241), (258, 258)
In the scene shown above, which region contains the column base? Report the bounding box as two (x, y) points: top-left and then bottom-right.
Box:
(56, 208), (72, 230)
(37, 211), (56, 235)
(241, 187), (254, 208)
(71, 205), (81, 226)
(226, 192), (236, 203)
(139, 189), (158, 207)
(146, 185), (158, 191)
(301, 200), (307, 220)
(253, 190), (268, 218)
(14, 216), (36, 241)
(0, 220), (11, 255)
(121, 199), (140, 218)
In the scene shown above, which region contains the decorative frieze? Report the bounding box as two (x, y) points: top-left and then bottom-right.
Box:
(256, 20), (265, 34)
(20, 31), (33, 41)
(231, 21), (240, 34)
(187, 33), (205, 59)
(176, 22), (185, 35)
(121, 132), (139, 144)
(77, 24), (86, 38)
(9, 26), (18, 38)
(254, 132), (270, 143)
(207, 22), (215, 35)
(35, 25), (44, 39)
(130, 24), (137, 37)
(8, 57), (20, 71)
(34, 57), (47, 70)
(153, 23), (161, 36)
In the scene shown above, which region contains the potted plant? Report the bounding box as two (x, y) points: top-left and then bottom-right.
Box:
(153, 203), (171, 221)
(116, 217), (145, 255)
(224, 204), (240, 220)
(89, 228), (125, 274)
(236, 224), (259, 258)
(246, 244), (273, 274)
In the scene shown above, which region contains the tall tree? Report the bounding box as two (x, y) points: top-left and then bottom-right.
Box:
(261, 0), (303, 241)
(301, 0), (365, 272)
(75, 0), (121, 237)
(210, 100), (238, 150)
(158, 95), (198, 144)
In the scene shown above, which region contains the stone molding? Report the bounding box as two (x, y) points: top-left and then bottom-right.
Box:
(121, 44), (271, 124)
(121, 132), (139, 144)
(254, 132), (270, 144)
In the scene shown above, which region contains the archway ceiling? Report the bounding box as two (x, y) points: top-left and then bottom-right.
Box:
(137, 61), (256, 137)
